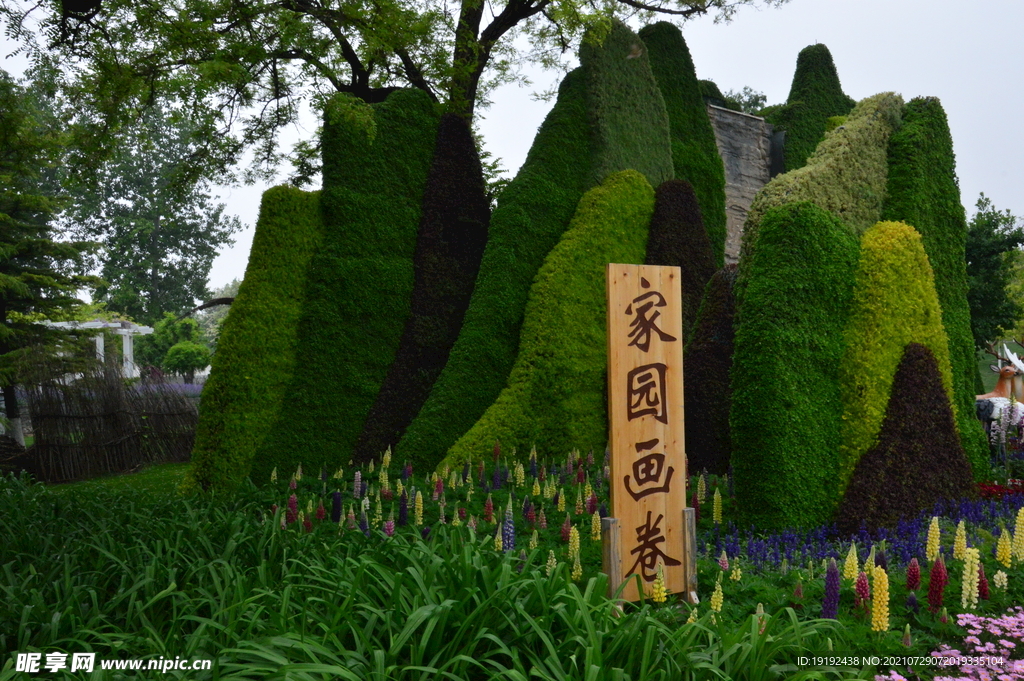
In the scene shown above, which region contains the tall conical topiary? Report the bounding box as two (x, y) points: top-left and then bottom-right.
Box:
(882, 97), (988, 478)
(443, 170), (656, 465)
(397, 20), (673, 471)
(352, 113), (490, 464)
(731, 202), (860, 529)
(640, 22), (728, 267)
(837, 343), (975, 534)
(838, 221), (955, 497)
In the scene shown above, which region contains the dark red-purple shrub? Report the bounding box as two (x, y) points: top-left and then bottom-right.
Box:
(836, 342), (976, 535)
(353, 113), (490, 463)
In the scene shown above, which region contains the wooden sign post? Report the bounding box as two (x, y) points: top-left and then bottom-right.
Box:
(604, 264), (696, 603)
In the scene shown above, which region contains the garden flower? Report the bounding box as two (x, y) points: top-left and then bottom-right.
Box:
(953, 520), (966, 561)
(576, 466), (585, 485)
(384, 518), (395, 537)
(872, 565), (889, 632)
(347, 505), (357, 530)
(756, 603), (765, 634)
(287, 494), (298, 524)
(855, 571), (871, 611)
(993, 569), (1008, 590)
(354, 471), (362, 499)
(333, 466), (344, 480)
(575, 489), (584, 515)
(822, 558), (840, 619)
(526, 503), (536, 526)
(414, 491), (423, 526)
(997, 527), (1013, 568)
(1014, 506), (1024, 561)
(530, 530), (538, 550)
(295, 464), (303, 481)
(539, 508), (547, 530)
(906, 591), (919, 614)
(468, 515), (477, 532)
(302, 511), (313, 533)
(395, 479), (404, 499)
(514, 462), (525, 487)
(961, 547), (980, 610)
(557, 489), (566, 513)
(927, 556), (947, 613)
(718, 550), (729, 571)
(270, 467), (277, 483)
(591, 511), (600, 541)
(289, 476), (297, 490)
(793, 579), (803, 601)
(566, 455), (573, 478)
(532, 478), (541, 497)
(697, 474), (706, 504)
(586, 493), (598, 515)
(906, 558), (920, 591)
(316, 500), (326, 522)
(307, 499), (314, 515)
(713, 488), (722, 525)
(710, 578), (724, 612)
(494, 528), (502, 552)
(569, 525), (580, 560)
(502, 501), (515, 552)
(927, 516), (940, 563)
(843, 543), (858, 580)
(730, 566), (742, 581)
(652, 564), (667, 603)
(978, 562), (989, 601)
(359, 512), (370, 536)
(433, 477), (443, 501)
(571, 552), (583, 581)
(368, 461), (375, 475)
(421, 526), (431, 541)
(403, 462), (413, 481)
(483, 494), (494, 523)
(686, 608), (698, 625)
(382, 446), (391, 469)
(546, 550), (557, 576)
(561, 514), (572, 543)
(875, 548), (887, 572)
(902, 624), (911, 647)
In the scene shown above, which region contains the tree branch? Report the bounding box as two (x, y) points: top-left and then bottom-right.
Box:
(395, 47), (439, 102)
(611, 0), (710, 17)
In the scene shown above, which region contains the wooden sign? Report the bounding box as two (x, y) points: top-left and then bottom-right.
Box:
(605, 264), (689, 602)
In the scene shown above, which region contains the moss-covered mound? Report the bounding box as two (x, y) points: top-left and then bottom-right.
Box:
(838, 221), (954, 496)
(836, 342), (975, 535)
(762, 44), (856, 172)
(352, 113), (490, 464)
(882, 97), (988, 479)
(443, 170), (656, 465)
(640, 22), (728, 267)
(184, 186), (322, 492)
(398, 22), (673, 471)
(251, 89), (440, 483)
(644, 179), (715, 338)
(731, 202), (860, 530)
(683, 264), (737, 476)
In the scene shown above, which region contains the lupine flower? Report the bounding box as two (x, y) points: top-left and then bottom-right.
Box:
(483, 494), (494, 523)
(686, 608), (698, 625)
(822, 558), (840, 619)
(571, 552), (583, 581)
(871, 566), (889, 632)
(652, 564), (667, 603)
(295, 464), (303, 481)
(586, 493), (598, 515)
(539, 508), (547, 530)
(302, 512), (313, 533)
(855, 571), (871, 610)
(368, 461), (375, 475)
(532, 478), (541, 497)
(953, 520), (967, 561)
(938, 606), (948, 624)
(993, 569), (1008, 590)
(905, 558), (920, 591)
(307, 499), (314, 515)
(978, 562), (989, 601)
(697, 474), (706, 504)
(546, 550), (557, 576)
(289, 476), (297, 490)
(843, 544), (859, 580)
(928, 556), (947, 613)
(421, 526), (431, 541)
(997, 527), (1013, 568)
(755, 603), (765, 634)
(384, 518), (395, 537)
(568, 525), (580, 560)
(713, 488), (722, 525)
(346, 505), (357, 529)
(403, 462), (413, 481)
(587, 450), (594, 467)
(382, 446), (391, 469)
(526, 504), (536, 525)
(287, 494), (298, 524)
(561, 514), (572, 544)
(468, 515), (477, 532)
(493, 440), (500, 463)
(358, 512), (370, 537)
(494, 528), (503, 552)
(566, 455), (574, 478)
(492, 464), (502, 491)
(927, 517), (940, 563)
(591, 511), (601, 540)
(906, 591), (919, 614)
(875, 548), (887, 572)
(514, 462), (525, 487)
(414, 491), (424, 526)
(316, 500), (326, 522)
(433, 477), (443, 501)
(576, 466), (585, 485)
(530, 530), (538, 550)
(902, 624), (912, 647)
(557, 489), (566, 513)
(962, 547), (980, 610)
(379, 469), (389, 492)
(730, 565), (742, 581)
(521, 495), (530, 518)
(599, 504), (608, 519)
(1014, 507), (1024, 561)
(354, 471), (362, 499)
(575, 489), (584, 515)
(710, 578), (724, 612)
(333, 466), (344, 480)
(793, 579), (803, 601)
(530, 447), (538, 479)
(270, 467), (277, 483)
(502, 500), (516, 553)
(718, 550), (729, 571)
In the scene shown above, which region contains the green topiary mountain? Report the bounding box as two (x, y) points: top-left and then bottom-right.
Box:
(882, 97), (989, 479)
(185, 186), (322, 492)
(731, 202), (860, 530)
(640, 22), (728, 267)
(442, 170), (656, 465)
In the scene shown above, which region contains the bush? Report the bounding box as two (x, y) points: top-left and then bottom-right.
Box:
(398, 21), (673, 471)
(882, 97), (989, 478)
(252, 89), (440, 483)
(640, 22), (728, 267)
(837, 342), (976, 534)
(838, 221), (954, 497)
(444, 170), (655, 464)
(731, 202), (860, 530)
(185, 186), (321, 493)
(162, 341), (210, 384)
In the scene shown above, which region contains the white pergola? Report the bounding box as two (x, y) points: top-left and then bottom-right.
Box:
(46, 320), (155, 378)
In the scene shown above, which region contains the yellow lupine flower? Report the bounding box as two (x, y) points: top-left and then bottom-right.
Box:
(557, 488), (566, 512)
(494, 528), (503, 552)
(997, 527), (1013, 568)
(368, 461), (375, 475)
(953, 520), (966, 561)
(382, 446), (391, 469)
(710, 579), (724, 612)
(575, 489), (584, 515)
(697, 474), (706, 504)
(652, 564), (667, 603)
(843, 543), (858, 581)
(571, 552), (583, 581)
(379, 468), (389, 491)
(295, 463), (303, 481)
(529, 530), (538, 550)
(307, 499), (314, 515)
(333, 466), (344, 480)
(270, 467), (277, 483)
(532, 478), (541, 497)
(569, 526), (580, 560)
(591, 511), (601, 541)
(1013, 507), (1024, 561)
(993, 570), (1008, 591)
(546, 550), (557, 576)
(926, 517), (940, 563)
(730, 566), (742, 581)
(961, 547), (980, 611)
(686, 608), (697, 624)
(396, 479), (404, 498)
(414, 491), (423, 526)
(515, 462), (525, 487)
(584, 479), (593, 502)
(713, 488), (722, 525)
(871, 565), (889, 632)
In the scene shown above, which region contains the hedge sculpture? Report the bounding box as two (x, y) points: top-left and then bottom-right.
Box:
(731, 202), (860, 530)
(442, 170), (655, 464)
(882, 97), (989, 477)
(640, 22), (728, 267)
(185, 186), (321, 492)
(397, 21), (673, 471)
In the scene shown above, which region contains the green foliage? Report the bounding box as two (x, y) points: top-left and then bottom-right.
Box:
(399, 23), (675, 471)
(731, 203), (860, 530)
(444, 170), (655, 464)
(134, 312), (201, 370)
(162, 340), (211, 383)
(739, 92), (903, 281)
(966, 195), (1024, 348)
(837, 343), (976, 534)
(252, 89), (440, 484)
(838, 221), (954, 496)
(723, 86), (768, 114)
(698, 79), (740, 110)
(185, 185), (321, 494)
(762, 44), (856, 172)
(640, 22), (728, 267)
(882, 97), (988, 478)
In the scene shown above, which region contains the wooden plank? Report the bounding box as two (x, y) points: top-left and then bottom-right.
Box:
(606, 264), (687, 602)
(601, 517), (622, 599)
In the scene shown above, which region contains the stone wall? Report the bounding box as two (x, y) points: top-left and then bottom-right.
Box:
(707, 105), (774, 264)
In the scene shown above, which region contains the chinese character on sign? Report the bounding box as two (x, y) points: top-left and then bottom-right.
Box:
(16, 653), (41, 673)
(624, 438), (675, 500)
(626, 363), (667, 423)
(625, 511), (681, 582)
(624, 278), (677, 353)
(45, 653), (68, 673)
(71, 653), (96, 673)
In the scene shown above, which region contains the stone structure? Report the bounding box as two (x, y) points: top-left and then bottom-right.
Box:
(706, 105), (775, 264)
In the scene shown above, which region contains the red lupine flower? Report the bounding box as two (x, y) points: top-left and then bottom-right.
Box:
(586, 493), (598, 515)
(315, 501), (326, 522)
(561, 514), (572, 543)
(458, 507), (467, 520)
(493, 440), (501, 463)
(906, 558), (921, 591)
(576, 466), (585, 484)
(855, 571), (870, 610)
(433, 477), (443, 501)
(302, 516), (313, 533)
(978, 563), (989, 600)
(526, 506), (536, 525)
(484, 494), (494, 523)
(539, 508), (547, 530)
(927, 556), (947, 613)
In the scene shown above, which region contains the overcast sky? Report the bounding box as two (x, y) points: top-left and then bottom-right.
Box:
(3, 0), (1022, 291)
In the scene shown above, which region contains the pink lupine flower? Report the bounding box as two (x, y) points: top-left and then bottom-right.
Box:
(384, 519), (395, 537)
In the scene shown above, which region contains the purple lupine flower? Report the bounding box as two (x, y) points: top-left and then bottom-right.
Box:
(403, 463), (412, 481)
(492, 465), (502, 490)
(522, 496), (531, 518)
(354, 471), (362, 499)
(822, 558), (840, 619)
(587, 450), (594, 467)
(421, 526), (431, 541)
(359, 512), (370, 537)
(599, 503), (608, 519)
(398, 491), (409, 526)
(875, 548), (888, 572)
(331, 491), (342, 523)
(906, 591), (919, 614)
(502, 505), (516, 553)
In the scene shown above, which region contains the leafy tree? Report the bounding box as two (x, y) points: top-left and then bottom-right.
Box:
(966, 194), (1024, 347)
(196, 279), (240, 349)
(162, 340), (211, 384)
(134, 312), (201, 374)
(723, 85), (766, 114)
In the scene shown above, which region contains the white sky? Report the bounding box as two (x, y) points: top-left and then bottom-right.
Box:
(3, 0), (1022, 290)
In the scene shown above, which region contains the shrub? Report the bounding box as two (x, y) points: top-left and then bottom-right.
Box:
(683, 264), (737, 476)
(640, 22), (728, 267)
(838, 221), (954, 497)
(882, 97), (989, 478)
(731, 202), (859, 530)
(443, 170), (655, 464)
(352, 114), (490, 464)
(252, 89), (440, 483)
(162, 341), (210, 384)
(643, 179), (716, 337)
(185, 186), (321, 493)
(837, 342), (976, 534)
(398, 21), (673, 471)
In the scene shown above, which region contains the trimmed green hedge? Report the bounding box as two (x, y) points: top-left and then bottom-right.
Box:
(882, 97), (988, 479)
(731, 202), (860, 530)
(762, 44), (856, 172)
(353, 113), (490, 464)
(251, 89), (440, 483)
(838, 221), (954, 496)
(640, 22), (728, 267)
(397, 22), (674, 471)
(184, 186), (321, 493)
(837, 342), (975, 534)
(442, 170), (655, 465)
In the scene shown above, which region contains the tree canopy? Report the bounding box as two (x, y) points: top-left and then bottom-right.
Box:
(965, 193), (1024, 348)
